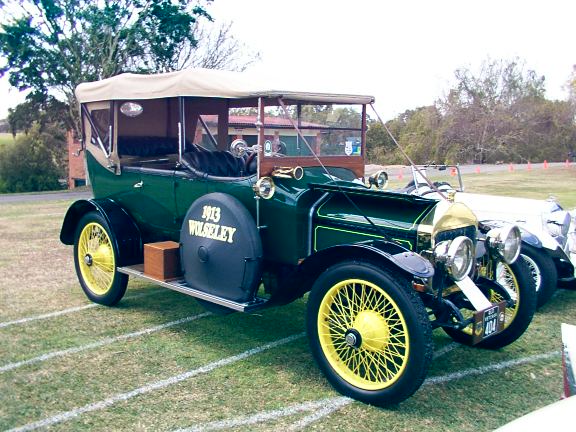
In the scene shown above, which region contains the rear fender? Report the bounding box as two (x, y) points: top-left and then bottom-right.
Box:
(60, 199), (142, 266)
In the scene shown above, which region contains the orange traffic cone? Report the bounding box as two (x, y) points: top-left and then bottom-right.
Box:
(450, 167), (457, 177)
(566, 159), (571, 167)
(508, 163), (514, 172)
(475, 166), (481, 174)
(544, 160), (549, 169)
(527, 161), (532, 171)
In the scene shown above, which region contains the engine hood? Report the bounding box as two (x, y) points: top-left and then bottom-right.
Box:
(310, 183), (478, 253)
(453, 192), (561, 223)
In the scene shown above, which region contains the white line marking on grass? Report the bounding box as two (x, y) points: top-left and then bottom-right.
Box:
(0, 289), (163, 329)
(286, 397), (352, 432)
(424, 350), (560, 386)
(174, 397), (351, 432)
(7, 333), (305, 432)
(179, 350), (560, 432)
(433, 342), (459, 360)
(0, 304), (98, 329)
(0, 313), (211, 373)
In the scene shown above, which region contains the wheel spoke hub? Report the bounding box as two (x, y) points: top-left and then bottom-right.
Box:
(344, 329), (362, 348)
(353, 310), (389, 352)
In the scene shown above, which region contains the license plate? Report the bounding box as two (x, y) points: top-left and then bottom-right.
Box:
(472, 301), (506, 345)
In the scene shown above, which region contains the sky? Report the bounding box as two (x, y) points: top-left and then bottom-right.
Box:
(0, 0), (574, 120)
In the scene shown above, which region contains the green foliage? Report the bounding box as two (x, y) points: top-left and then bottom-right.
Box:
(0, 124), (63, 192)
(7, 94), (71, 136)
(366, 119), (402, 164)
(1, 0), (211, 89)
(0, 0), (212, 132)
(367, 107), (442, 164)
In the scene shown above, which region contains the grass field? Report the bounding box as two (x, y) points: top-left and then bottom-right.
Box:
(0, 133), (16, 147)
(386, 164), (576, 208)
(1, 167), (575, 431)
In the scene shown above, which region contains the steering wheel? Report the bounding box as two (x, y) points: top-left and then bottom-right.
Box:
(230, 139), (249, 157)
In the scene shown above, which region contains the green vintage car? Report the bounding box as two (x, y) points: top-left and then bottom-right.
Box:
(60, 69), (535, 406)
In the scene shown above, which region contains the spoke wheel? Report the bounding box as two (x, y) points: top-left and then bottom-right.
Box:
(318, 279), (409, 390)
(494, 261), (521, 326)
(73, 212), (128, 305)
(520, 244), (557, 308)
(307, 261), (432, 406)
(77, 222), (115, 295)
(444, 258), (536, 349)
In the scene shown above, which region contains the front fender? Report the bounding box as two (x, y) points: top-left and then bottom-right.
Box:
(519, 227), (543, 248)
(60, 198), (142, 266)
(302, 240), (434, 280)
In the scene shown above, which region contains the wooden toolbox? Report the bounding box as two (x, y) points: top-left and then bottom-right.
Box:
(144, 241), (182, 281)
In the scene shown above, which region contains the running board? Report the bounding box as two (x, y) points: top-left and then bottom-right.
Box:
(117, 264), (268, 313)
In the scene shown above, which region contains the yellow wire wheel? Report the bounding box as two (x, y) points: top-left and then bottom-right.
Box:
(307, 261), (432, 406)
(494, 262), (521, 326)
(73, 212), (128, 305)
(318, 279), (409, 390)
(77, 222), (115, 295)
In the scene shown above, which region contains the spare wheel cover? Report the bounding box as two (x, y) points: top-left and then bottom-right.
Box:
(180, 193), (262, 303)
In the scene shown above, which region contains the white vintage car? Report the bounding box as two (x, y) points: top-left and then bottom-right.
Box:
(401, 165), (575, 308)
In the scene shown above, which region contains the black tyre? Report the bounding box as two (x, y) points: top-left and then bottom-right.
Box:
(521, 244), (557, 308)
(73, 211), (128, 306)
(444, 258), (536, 349)
(306, 261), (432, 406)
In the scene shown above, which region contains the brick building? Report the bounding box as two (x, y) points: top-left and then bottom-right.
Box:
(67, 130), (86, 188)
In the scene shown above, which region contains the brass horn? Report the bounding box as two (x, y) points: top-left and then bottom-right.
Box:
(271, 166), (304, 180)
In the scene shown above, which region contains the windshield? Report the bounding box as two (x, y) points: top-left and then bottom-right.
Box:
(408, 165), (464, 193)
(225, 100), (367, 178)
(260, 104), (363, 157)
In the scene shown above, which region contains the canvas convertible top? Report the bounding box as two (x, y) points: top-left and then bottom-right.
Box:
(75, 68), (375, 105)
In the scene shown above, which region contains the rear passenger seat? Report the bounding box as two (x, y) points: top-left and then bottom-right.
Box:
(118, 136), (179, 157)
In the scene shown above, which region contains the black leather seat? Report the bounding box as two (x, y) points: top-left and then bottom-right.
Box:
(181, 145), (247, 177)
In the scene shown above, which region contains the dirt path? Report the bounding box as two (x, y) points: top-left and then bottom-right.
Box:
(0, 190), (92, 203)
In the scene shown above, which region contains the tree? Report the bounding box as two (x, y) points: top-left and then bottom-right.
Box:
(366, 107), (441, 165)
(437, 59), (547, 163)
(0, 123), (64, 192)
(180, 21), (260, 71)
(7, 94), (70, 137)
(1, 1), (260, 192)
(567, 65), (576, 106)
(0, 0), (213, 131)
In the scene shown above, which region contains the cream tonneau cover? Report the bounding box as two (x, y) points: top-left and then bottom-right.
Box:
(75, 68), (375, 105)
